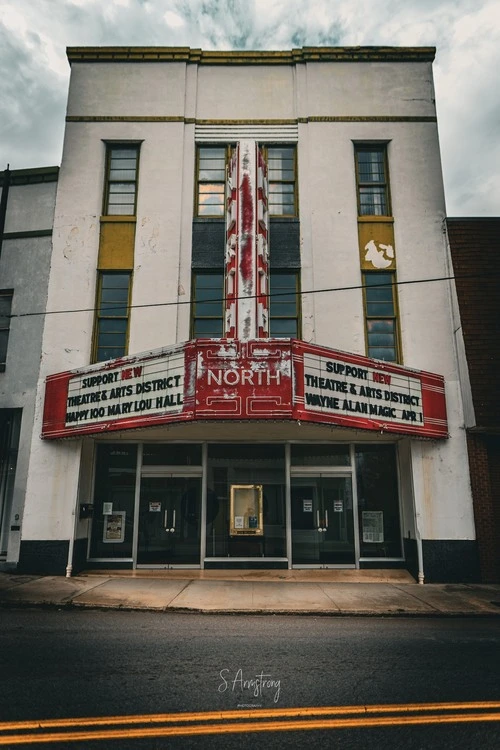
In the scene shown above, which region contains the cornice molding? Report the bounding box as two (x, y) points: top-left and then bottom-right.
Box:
(66, 115), (437, 124)
(67, 46), (436, 65)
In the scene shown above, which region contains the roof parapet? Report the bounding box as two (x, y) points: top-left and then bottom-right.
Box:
(67, 46), (436, 65)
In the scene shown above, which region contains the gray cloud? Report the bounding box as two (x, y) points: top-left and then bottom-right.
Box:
(0, 0), (497, 215)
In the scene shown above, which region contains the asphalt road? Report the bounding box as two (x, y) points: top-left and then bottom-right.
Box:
(0, 609), (499, 748)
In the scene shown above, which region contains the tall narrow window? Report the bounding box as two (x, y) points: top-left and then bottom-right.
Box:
(363, 272), (399, 362)
(266, 146), (297, 216)
(0, 291), (13, 371)
(93, 272), (131, 362)
(355, 145), (390, 216)
(269, 272), (300, 337)
(191, 272), (224, 339)
(104, 145), (139, 216)
(196, 146), (230, 217)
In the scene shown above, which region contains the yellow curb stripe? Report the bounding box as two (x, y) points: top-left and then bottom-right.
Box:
(1, 701), (500, 732)
(0, 712), (499, 745)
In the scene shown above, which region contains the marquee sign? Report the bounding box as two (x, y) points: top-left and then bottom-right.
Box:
(42, 339), (448, 439)
(292, 342), (446, 437)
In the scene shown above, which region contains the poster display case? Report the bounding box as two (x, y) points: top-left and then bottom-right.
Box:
(230, 484), (263, 536)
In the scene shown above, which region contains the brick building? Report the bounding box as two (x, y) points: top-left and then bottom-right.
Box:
(447, 218), (500, 582)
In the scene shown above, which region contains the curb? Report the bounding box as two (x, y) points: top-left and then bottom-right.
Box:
(1, 600), (499, 617)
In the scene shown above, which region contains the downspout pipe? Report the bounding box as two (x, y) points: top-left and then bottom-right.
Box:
(410, 441), (425, 584)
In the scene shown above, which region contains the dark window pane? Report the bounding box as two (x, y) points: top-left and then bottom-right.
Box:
(102, 274), (130, 289)
(366, 286), (393, 302)
(100, 304), (128, 316)
(0, 296), (12, 316)
(365, 273), (393, 287)
(196, 288), (223, 302)
(270, 319), (297, 336)
(143, 444), (202, 466)
(194, 319), (224, 337)
(0, 330), (8, 363)
(355, 444), (401, 557)
(98, 319), (128, 334)
(270, 302), (298, 316)
(195, 274), (224, 289)
(97, 332), (128, 348)
(368, 332), (395, 346)
(270, 273), (296, 288)
(195, 301), (223, 316)
(366, 302), (395, 316)
(291, 444), (350, 466)
(101, 288), (129, 303)
(95, 273), (130, 362)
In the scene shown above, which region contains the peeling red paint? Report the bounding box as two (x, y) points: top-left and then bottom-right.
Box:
(42, 339), (448, 440)
(239, 172), (253, 287)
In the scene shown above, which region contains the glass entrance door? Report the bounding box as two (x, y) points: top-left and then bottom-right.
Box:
(291, 475), (355, 566)
(137, 475), (201, 566)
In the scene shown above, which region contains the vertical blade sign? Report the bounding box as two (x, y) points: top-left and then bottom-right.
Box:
(256, 145), (270, 337)
(224, 145), (239, 339)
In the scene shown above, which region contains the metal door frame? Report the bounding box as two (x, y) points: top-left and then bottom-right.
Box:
(133, 456), (203, 569)
(289, 469), (358, 569)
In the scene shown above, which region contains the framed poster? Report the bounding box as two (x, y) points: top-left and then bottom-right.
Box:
(230, 484), (263, 536)
(362, 511), (384, 543)
(103, 511), (126, 543)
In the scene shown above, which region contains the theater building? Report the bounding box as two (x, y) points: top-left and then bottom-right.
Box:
(18, 46), (477, 581)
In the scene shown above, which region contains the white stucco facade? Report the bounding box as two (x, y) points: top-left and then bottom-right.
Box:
(17, 47), (477, 581)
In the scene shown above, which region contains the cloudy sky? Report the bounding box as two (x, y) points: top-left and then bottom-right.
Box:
(1, 0), (498, 215)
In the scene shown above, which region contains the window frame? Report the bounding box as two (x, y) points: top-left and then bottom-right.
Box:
(262, 144), (298, 218)
(269, 270), (301, 338)
(195, 145), (232, 218)
(103, 143), (140, 217)
(190, 270), (225, 339)
(354, 144), (391, 217)
(362, 271), (401, 363)
(92, 271), (132, 363)
(0, 290), (13, 372)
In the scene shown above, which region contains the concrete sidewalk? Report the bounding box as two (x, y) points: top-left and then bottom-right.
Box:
(1, 570), (500, 616)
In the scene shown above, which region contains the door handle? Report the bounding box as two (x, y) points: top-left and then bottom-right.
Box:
(325, 509), (329, 529)
(170, 509), (176, 533)
(316, 510), (326, 532)
(164, 510), (169, 530)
